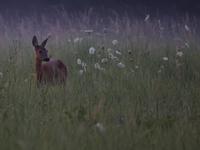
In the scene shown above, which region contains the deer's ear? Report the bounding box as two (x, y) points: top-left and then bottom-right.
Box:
(41, 37), (49, 47)
(32, 36), (38, 47)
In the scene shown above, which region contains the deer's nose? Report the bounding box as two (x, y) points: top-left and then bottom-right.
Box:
(43, 57), (50, 62)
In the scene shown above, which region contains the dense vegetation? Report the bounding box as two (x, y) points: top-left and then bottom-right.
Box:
(0, 10), (200, 150)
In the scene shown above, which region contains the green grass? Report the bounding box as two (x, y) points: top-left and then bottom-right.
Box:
(0, 11), (200, 150)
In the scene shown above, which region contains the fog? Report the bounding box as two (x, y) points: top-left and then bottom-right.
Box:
(0, 0), (199, 45)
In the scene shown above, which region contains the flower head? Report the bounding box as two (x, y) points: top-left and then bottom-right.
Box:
(85, 30), (93, 33)
(114, 57), (119, 60)
(112, 40), (118, 45)
(94, 63), (101, 69)
(117, 62), (125, 68)
(116, 51), (121, 55)
(82, 62), (86, 67)
(109, 53), (114, 59)
(177, 51), (183, 57)
(0, 72), (3, 77)
(162, 57), (168, 61)
(74, 38), (79, 43)
(145, 14), (150, 22)
(96, 123), (103, 131)
(185, 25), (189, 31)
(77, 59), (82, 65)
(107, 48), (111, 53)
(157, 70), (162, 73)
(89, 47), (95, 54)
(185, 43), (189, 48)
(79, 70), (83, 75)
(101, 58), (108, 63)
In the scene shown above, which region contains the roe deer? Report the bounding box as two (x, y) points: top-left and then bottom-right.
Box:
(32, 36), (67, 87)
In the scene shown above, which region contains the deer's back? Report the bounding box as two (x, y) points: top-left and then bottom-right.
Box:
(42, 59), (67, 84)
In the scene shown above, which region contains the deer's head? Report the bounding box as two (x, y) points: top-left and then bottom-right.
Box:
(32, 36), (50, 62)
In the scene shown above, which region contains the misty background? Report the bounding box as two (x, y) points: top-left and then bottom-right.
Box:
(0, 0), (199, 44)
(0, 0), (200, 18)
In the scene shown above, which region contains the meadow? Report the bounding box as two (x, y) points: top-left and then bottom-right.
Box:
(0, 9), (200, 149)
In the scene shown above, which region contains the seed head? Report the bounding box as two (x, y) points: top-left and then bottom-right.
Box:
(101, 45), (104, 50)
(104, 28), (107, 34)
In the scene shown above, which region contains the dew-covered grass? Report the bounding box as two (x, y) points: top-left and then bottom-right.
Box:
(0, 10), (200, 150)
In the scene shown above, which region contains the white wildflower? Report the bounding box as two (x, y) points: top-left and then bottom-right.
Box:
(85, 30), (93, 33)
(96, 123), (103, 131)
(101, 58), (108, 63)
(109, 53), (114, 59)
(89, 47), (95, 54)
(185, 25), (189, 31)
(185, 43), (189, 48)
(112, 40), (118, 45)
(145, 14), (150, 22)
(177, 51), (183, 57)
(135, 66), (139, 68)
(82, 62), (86, 67)
(109, 53), (119, 60)
(74, 38), (79, 43)
(162, 57), (168, 61)
(24, 79), (28, 82)
(94, 63), (101, 69)
(129, 70), (135, 74)
(107, 48), (112, 53)
(113, 57), (119, 60)
(0, 72), (3, 77)
(117, 62), (125, 68)
(79, 70), (83, 75)
(77, 59), (82, 65)
(68, 39), (71, 42)
(157, 70), (162, 73)
(116, 51), (121, 55)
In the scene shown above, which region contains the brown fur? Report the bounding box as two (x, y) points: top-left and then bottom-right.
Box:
(33, 36), (67, 87)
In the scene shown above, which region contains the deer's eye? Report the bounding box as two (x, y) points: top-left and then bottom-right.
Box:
(39, 50), (42, 53)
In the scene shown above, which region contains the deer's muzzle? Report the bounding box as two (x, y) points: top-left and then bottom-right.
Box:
(43, 57), (50, 62)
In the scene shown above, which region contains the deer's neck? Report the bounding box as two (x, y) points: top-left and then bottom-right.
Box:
(35, 58), (43, 81)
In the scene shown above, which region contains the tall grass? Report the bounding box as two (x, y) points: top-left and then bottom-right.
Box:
(0, 9), (200, 150)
